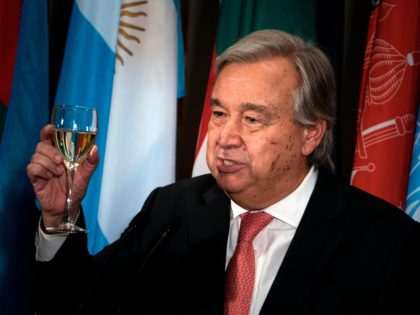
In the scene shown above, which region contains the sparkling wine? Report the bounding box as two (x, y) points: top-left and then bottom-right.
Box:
(54, 128), (96, 170)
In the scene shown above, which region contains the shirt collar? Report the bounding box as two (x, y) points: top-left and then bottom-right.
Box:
(230, 166), (318, 228)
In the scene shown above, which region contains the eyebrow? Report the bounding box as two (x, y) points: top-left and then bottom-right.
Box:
(210, 99), (277, 121)
(211, 99), (271, 113)
(239, 102), (272, 115)
(210, 98), (221, 106)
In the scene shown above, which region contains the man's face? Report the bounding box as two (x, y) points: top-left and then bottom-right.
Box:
(206, 57), (320, 210)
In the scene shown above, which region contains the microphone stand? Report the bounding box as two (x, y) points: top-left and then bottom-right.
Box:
(116, 219), (180, 315)
(74, 210), (149, 315)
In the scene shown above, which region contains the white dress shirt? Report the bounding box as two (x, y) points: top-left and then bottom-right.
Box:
(36, 167), (318, 314)
(35, 224), (67, 261)
(225, 166), (318, 315)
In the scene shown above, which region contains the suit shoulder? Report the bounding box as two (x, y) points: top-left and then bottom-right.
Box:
(128, 174), (219, 235)
(338, 179), (419, 230)
(145, 174), (218, 208)
(160, 173), (217, 194)
(317, 168), (418, 228)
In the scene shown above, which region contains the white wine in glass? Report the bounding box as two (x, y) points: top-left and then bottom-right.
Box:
(46, 104), (97, 234)
(54, 129), (96, 171)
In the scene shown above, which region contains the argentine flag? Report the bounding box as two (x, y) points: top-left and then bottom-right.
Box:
(56, 0), (184, 253)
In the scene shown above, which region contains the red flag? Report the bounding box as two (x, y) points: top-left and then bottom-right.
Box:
(351, 1), (420, 208)
(0, 0), (22, 107)
(192, 49), (216, 176)
(0, 0), (22, 138)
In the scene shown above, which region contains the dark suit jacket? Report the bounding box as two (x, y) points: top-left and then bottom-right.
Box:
(34, 168), (420, 315)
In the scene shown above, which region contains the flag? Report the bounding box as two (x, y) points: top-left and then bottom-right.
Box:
(0, 1), (22, 140)
(192, 0), (317, 176)
(54, 0), (122, 253)
(56, 0), (184, 253)
(406, 105), (420, 220)
(98, 0), (184, 246)
(0, 0), (49, 313)
(351, 1), (420, 208)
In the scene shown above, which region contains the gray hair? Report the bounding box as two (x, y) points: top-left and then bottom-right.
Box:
(216, 29), (336, 172)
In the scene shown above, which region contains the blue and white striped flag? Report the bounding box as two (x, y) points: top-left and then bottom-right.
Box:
(55, 0), (121, 253)
(406, 105), (420, 221)
(56, 0), (184, 253)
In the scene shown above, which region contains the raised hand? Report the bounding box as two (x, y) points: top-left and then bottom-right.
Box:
(27, 124), (99, 229)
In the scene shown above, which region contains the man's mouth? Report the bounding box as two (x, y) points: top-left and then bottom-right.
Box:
(216, 158), (243, 173)
(223, 160), (235, 166)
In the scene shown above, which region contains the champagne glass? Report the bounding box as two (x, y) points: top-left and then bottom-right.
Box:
(46, 104), (97, 234)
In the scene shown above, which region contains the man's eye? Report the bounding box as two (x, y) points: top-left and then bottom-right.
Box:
(213, 111), (225, 117)
(245, 116), (258, 123)
(211, 110), (227, 126)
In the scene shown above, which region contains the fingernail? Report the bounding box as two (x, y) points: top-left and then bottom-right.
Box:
(54, 154), (62, 162)
(90, 145), (97, 156)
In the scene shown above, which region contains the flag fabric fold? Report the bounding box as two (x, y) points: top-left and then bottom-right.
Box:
(351, 1), (420, 208)
(0, 0), (49, 313)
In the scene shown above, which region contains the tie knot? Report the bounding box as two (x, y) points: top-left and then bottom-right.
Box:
(238, 212), (273, 243)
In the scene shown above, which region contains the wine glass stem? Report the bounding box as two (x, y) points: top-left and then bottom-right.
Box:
(64, 167), (75, 224)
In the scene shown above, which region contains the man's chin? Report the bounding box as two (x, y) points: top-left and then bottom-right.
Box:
(215, 173), (245, 194)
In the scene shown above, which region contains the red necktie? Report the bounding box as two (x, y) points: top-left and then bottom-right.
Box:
(224, 212), (273, 315)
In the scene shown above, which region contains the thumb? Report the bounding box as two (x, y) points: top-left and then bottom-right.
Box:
(86, 145), (99, 166)
(79, 145), (99, 180)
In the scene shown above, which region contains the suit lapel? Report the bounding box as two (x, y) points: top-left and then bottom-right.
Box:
(186, 181), (231, 314)
(261, 169), (347, 315)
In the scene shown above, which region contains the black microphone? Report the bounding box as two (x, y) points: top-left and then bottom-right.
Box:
(116, 214), (182, 315)
(75, 209), (151, 315)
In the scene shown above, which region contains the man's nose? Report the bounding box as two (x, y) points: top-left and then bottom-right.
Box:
(218, 118), (242, 148)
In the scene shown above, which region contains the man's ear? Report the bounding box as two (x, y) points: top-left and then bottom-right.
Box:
(301, 120), (326, 157)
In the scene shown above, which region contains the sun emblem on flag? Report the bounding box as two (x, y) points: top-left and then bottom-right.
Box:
(117, 0), (148, 66)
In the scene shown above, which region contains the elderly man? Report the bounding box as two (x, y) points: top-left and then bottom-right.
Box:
(28, 30), (420, 315)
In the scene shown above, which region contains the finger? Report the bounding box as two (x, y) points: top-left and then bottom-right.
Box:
(86, 145), (99, 165)
(30, 151), (65, 176)
(40, 124), (55, 144)
(35, 141), (63, 164)
(27, 162), (56, 182)
(78, 145), (99, 180)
